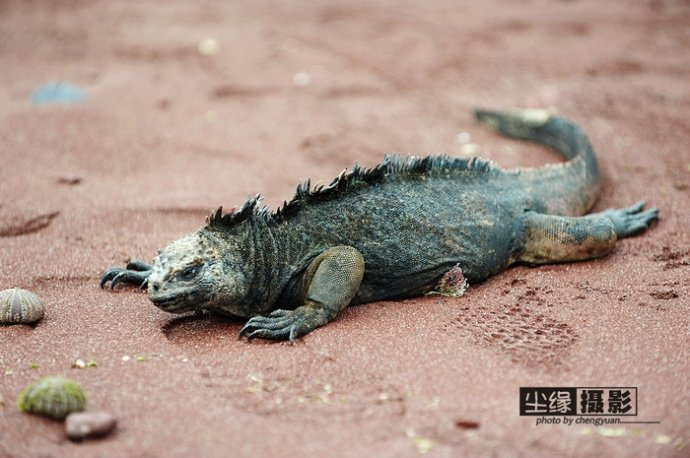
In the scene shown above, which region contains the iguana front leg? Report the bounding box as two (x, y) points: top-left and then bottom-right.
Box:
(519, 201), (658, 264)
(100, 259), (152, 290)
(240, 246), (365, 341)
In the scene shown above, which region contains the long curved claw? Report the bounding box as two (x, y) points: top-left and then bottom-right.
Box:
(100, 268), (122, 288)
(246, 327), (295, 341)
(100, 266), (151, 290)
(239, 309), (309, 342)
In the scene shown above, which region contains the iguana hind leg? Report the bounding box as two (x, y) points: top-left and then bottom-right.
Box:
(240, 246), (365, 341)
(520, 201), (658, 264)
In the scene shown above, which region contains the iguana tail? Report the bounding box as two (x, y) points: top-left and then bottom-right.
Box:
(474, 109), (600, 216)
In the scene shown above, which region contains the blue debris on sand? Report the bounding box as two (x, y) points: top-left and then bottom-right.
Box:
(30, 82), (87, 105)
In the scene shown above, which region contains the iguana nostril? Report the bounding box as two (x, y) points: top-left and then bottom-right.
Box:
(152, 283), (160, 292)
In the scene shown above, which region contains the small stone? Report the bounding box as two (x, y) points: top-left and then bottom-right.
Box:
(654, 434), (672, 445)
(455, 419), (480, 429)
(598, 427), (627, 437)
(204, 110), (218, 123)
(30, 82), (87, 105)
(56, 176), (82, 186)
(292, 72), (311, 87)
(198, 38), (219, 56)
(66, 411), (116, 441)
(157, 98), (171, 110)
(456, 132), (471, 144)
(460, 143), (480, 155)
(413, 435), (434, 454)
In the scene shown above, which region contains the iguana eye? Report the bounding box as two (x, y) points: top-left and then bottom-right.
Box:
(179, 265), (201, 281)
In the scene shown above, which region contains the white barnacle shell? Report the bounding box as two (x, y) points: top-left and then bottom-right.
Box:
(0, 288), (45, 325)
(16, 376), (86, 419)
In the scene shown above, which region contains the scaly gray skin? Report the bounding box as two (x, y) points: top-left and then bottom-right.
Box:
(100, 109), (659, 341)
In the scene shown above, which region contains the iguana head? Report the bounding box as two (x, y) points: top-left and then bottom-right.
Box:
(146, 230), (249, 314)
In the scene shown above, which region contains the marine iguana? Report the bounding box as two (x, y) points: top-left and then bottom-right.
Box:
(100, 109), (658, 341)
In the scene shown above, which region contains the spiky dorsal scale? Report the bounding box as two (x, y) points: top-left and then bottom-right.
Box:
(204, 154), (498, 231)
(206, 195), (264, 230)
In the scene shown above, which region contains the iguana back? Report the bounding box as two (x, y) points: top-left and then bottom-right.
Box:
(265, 110), (601, 301)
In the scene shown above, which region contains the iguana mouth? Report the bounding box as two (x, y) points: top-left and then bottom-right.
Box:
(150, 291), (208, 314)
(149, 294), (185, 311)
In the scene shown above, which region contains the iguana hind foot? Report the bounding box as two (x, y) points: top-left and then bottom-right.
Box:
(601, 200), (659, 237)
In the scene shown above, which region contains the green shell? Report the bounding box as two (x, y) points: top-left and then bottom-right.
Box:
(16, 376), (86, 419)
(0, 288), (45, 324)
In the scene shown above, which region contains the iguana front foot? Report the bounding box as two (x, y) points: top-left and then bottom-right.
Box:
(100, 259), (152, 290)
(241, 245), (365, 341)
(239, 304), (332, 341)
